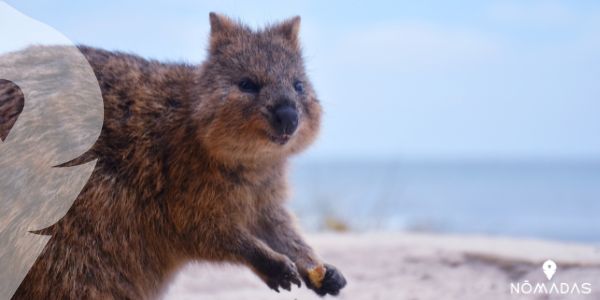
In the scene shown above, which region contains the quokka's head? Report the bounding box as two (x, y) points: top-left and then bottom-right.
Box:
(194, 13), (322, 164)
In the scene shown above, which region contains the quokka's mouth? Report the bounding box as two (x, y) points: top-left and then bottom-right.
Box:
(269, 133), (292, 145)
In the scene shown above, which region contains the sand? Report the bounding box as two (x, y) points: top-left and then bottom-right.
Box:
(163, 233), (600, 300)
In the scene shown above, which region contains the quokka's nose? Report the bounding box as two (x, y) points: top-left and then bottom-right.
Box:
(272, 104), (299, 135)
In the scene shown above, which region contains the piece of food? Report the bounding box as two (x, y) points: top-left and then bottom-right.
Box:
(307, 264), (327, 288)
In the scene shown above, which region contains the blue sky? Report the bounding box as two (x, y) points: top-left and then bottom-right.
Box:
(4, 0), (600, 161)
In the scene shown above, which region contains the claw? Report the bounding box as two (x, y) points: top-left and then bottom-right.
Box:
(267, 281), (280, 293)
(291, 276), (302, 288)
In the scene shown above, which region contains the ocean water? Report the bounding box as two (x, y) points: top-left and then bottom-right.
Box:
(289, 161), (600, 242)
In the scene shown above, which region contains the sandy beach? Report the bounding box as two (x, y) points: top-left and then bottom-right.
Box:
(163, 233), (600, 300)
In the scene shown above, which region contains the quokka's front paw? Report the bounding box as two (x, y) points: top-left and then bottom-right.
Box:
(263, 257), (302, 292)
(305, 263), (347, 296)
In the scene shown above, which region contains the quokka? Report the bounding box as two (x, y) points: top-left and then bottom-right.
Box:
(5, 13), (347, 299)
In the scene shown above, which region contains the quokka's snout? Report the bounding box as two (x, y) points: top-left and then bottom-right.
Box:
(267, 100), (299, 144)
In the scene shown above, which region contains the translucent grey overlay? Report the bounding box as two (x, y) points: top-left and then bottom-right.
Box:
(0, 2), (104, 298)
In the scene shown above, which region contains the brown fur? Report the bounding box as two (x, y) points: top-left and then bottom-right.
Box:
(0, 79), (24, 142)
(4, 13), (346, 299)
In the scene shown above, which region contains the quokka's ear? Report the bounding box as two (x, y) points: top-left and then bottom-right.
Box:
(274, 16), (301, 48)
(209, 12), (237, 36)
(208, 12), (238, 53)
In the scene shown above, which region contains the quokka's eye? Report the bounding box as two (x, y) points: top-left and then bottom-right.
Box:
(238, 78), (260, 94)
(293, 80), (304, 93)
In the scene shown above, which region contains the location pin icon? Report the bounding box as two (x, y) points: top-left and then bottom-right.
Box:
(542, 259), (557, 280)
